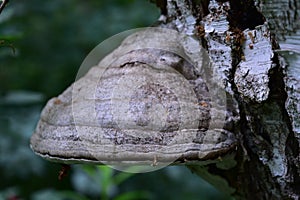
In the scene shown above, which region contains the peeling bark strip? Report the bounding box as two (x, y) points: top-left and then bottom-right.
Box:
(154, 0), (300, 199)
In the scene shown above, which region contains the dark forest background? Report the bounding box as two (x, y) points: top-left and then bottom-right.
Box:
(0, 1), (229, 199)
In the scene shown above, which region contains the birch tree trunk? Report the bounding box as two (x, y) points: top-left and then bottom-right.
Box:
(151, 0), (300, 199)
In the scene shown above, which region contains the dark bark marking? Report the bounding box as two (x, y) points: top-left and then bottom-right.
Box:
(227, 0), (265, 30)
(191, 0), (210, 20)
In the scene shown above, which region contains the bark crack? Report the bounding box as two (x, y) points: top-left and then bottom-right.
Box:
(227, 0), (265, 30)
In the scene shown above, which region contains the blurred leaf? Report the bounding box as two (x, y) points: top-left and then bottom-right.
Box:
(113, 172), (136, 186)
(31, 189), (66, 200)
(0, 90), (44, 105)
(71, 165), (102, 197)
(0, 34), (22, 40)
(80, 165), (97, 178)
(0, 187), (20, 200)
(0, 2), (13, 22)
(0, 39), (15, 54)
(59, 190), (90, 200)
(98, 166), (114, 200)
(114, 191), (152, 200)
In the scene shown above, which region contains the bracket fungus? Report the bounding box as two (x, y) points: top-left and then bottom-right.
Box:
(30, 28), (237, 172)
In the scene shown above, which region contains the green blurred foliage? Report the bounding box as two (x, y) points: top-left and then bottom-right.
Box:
(0, 1), (231, 200)
(0, 0), (159, 98)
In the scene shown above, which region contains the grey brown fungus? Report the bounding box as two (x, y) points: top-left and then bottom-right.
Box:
(30, 28), (237, 169)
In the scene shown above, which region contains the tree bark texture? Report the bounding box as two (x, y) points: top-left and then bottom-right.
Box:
(152, 0), (300, 199)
